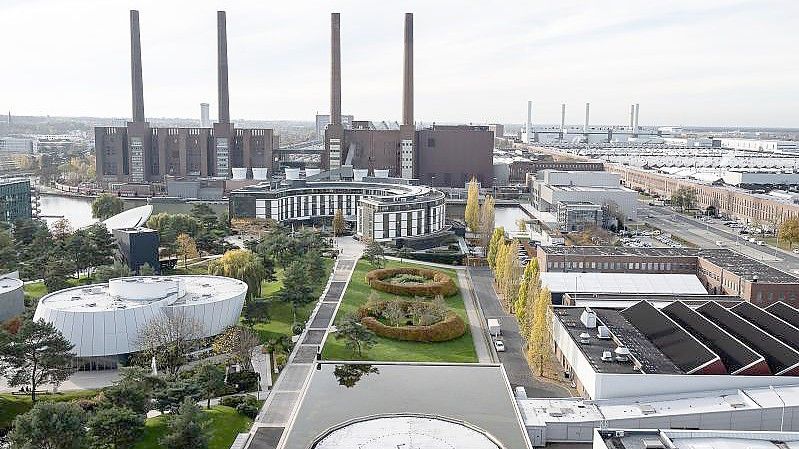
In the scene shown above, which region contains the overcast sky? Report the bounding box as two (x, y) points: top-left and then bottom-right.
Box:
(1, 0), (797, 127)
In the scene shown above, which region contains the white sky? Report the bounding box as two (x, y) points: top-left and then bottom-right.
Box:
(1, 0), (797, 127)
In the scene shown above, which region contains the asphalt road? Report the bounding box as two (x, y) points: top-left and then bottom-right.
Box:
(468, 267), (570, 398)
(638, 203), (799, 277)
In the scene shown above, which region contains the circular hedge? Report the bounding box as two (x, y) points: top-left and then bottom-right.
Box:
(357, 300), (466, 342)
(365, 267), (458, 297)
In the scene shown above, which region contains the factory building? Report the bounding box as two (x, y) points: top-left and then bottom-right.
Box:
(530, 170), (638, 221)
(594, 429), (799, 449)
(95, 11), (276, 191)
(322, 13), (494, 187)
(536, 246), (799, 305)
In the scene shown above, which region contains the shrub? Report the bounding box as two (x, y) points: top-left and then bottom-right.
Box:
(357, 299), (466, 342)
(226, 370), (260, 393)
(365, 267), (458, 297)
(235, 397), (260, 418)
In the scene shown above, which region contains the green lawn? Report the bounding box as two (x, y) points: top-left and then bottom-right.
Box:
(321, 259), (477, 363)
(23, 282), (48, 302)
(250, 259), (334, 343)
(132, 405), (253, 449)
(0, 390), (98, 431)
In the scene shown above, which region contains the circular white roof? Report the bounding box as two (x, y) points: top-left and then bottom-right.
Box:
(313, 416), (503, 449)
(102, 205), (153, 231)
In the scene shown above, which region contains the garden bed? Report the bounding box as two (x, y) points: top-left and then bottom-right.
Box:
(365, 267), (458, 297)
(358, 299), (466, 342)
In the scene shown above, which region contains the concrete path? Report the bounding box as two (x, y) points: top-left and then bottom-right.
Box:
(0, 369), (120, 393)
(249, 237), (363, 448)
(468, 266), (571, 398)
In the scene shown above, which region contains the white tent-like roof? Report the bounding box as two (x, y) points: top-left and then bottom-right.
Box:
(540, 272), (707, 295)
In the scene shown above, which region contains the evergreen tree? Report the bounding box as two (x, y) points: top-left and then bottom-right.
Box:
(160, 398), (208, 449)
(335, 313), (376, 357)
(363, 240), (385, 268)
(280, 260), (314, 322)
(332, 208), (346, 236)
(465, 177), (480, 233)
(87, 406), (145, 449)
(91, 193), (125, 219)
(86, 223), (117, 270)
(8, 401), (86, 449)
(194, 363), (225, 409)
(43, 256), (75, 292)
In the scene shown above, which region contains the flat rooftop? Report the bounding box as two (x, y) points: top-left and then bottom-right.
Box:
(278, 363), (529, 449)
(0, 276), (23, 295)
(541, 272), (707, 295)
(598, 429), (799, 449)
(539, 246), (799, 283)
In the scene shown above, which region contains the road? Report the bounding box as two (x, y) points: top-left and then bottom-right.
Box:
(468, 267), (570, 398)
(638, 203), (799, 277)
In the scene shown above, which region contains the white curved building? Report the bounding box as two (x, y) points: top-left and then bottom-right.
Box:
(33, 275), (247, 369)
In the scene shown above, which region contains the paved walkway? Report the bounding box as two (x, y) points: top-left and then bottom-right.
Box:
(250, 237), (363, 448)
(468, 266), (571, 398)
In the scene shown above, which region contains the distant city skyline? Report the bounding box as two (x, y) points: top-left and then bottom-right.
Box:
(1, 0), (797, 127)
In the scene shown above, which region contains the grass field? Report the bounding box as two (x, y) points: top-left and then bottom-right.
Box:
(132, 405), (254, 449)
(321, 259), (477, 363)
(250, 259), (334, 343)
(0, 390), (98, 431)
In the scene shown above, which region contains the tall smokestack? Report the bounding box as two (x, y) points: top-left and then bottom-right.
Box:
(217, 11), (230, 124)
(402, 13), (414, 126)
(130, 10), (145, 122)
(584, 102), (590, 132)
(200, 103), (210, 127)
(525, 100), (532, 144)
(561, 104), (566, 130)
(331, 13), (342, 126)
(634, 103), (640, 133)
(630, 104), (635, 131)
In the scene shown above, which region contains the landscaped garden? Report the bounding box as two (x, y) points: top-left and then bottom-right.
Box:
(132, 404), (256, 449)
(321, 259), (477, 363)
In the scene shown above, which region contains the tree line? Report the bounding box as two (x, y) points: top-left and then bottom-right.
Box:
(465, 177), (496, 247)
(487, 229), (552, 375)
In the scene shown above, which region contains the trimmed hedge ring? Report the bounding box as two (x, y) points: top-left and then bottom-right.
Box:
(357, 300), (466, 342)
(365, 267), (458, 297)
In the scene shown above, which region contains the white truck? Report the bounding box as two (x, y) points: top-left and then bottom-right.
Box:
(487, 318), (502, 337)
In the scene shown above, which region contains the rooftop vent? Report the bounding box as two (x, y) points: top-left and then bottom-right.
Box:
(614, 346), (631, 362)
(596, 325), (611, 339)
(638, 404), (656, 415)
(579, 332), (591, 344)
(601, 351), (613, 362)
(547, 407), (564, 417)
(641, 438), (665, 449)
(580, 309), (597, 328)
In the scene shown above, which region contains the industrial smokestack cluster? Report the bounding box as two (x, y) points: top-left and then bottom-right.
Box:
(130, 10), (145, 123)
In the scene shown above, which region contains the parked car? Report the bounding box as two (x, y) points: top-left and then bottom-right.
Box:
(756, 240), (765, 246)
(494, 340), (506, 352)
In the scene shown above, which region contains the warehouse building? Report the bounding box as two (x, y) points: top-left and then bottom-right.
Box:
(540, 272), (708, 304)
(551, 300), (799, 401)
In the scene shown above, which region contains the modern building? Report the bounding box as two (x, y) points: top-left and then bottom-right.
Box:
(95, 11), (276, 191)
(113, 227), (160, 274)
(536, 246), (799, 305)
(555, 200), (604, 232)
(229, 168), (446, 242)
(322, 13), (494, 187)
(530, 170), (637, 220)
(0, 272), (24, 322)
(33, 275), (247, 370)
(0, 178), (33, 222)
(594, 429), (799, 449)
(551, 300), (799, 401)
(0, 137), (36, 155)
(248, 363), (532, 449)
(315, 113), (353, 137)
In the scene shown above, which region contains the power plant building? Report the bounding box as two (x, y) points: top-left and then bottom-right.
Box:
(95, 11), (276, 191)
(323, 13), (494, 187)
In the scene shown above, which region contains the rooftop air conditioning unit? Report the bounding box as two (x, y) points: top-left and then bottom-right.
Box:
(601, 351), (613, 362)
(614, 346), (631, 362)
(579, 332), (591, 344)
(580, 309), (597, 329)
(641, 438), (665, 449)
(596, 325), (611, 339)
(547, 407), (563, 417)
(615, 430), (625, 438)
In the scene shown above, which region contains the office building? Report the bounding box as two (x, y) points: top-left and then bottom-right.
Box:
(113, 227), (160, 274)
(0, 137), (36, 155)
(322, 13), (493, 187)
(95, 11), (275, 190)
(531, 170), (637, 220)
(0, 178), (33, 222)
(229, 167), (446, 242)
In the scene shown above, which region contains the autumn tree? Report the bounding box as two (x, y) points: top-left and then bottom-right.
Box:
(528, 287), (552, 376)
(465, 177), (480, 233)
(501, 240), (522, 308)
(133, 311), (203, 375)
(176, 233), (199, 268)
(208, 249), (266, 299)
(332, 208), (346, 236)
(778, 217), (799, 249)
(670, 187), (697, 212)
(487, 227), (505, 269)
(493, 240), (508, 293)
(212, 326), (260, 368)
(515, 258), (540, 332)
(479, 194), (496, 247)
